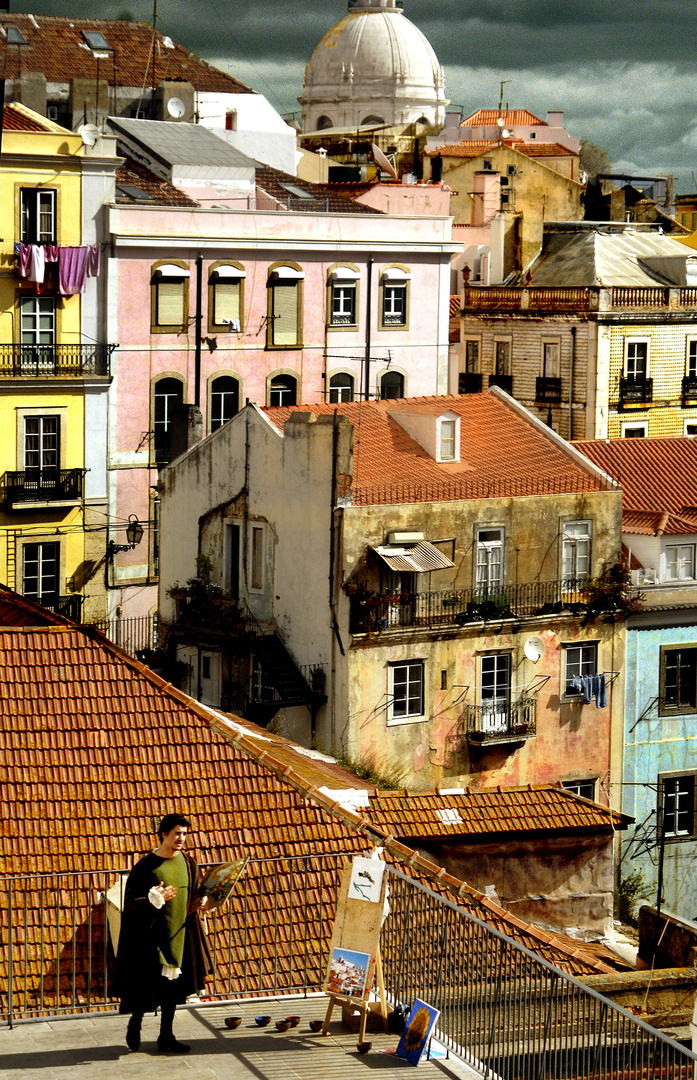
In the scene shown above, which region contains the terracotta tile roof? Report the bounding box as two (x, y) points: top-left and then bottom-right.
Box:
(116, 154), (199, 207)
(323, 180), (380, 199)
(462, 109), (546, 127)
(255, 165), (382, 214)
(450, 294), (461, 317)
(576, 437), (697, 533)
(364, 785), (631, 838)
(264, 394), (612, 506)
(0, 598), (623, 1002)
(449, 294), (461, 343)
(432, 141), (575, 160)
(0, 585), (71, 627)
(2, 103), (51, 131)
(0, 15), (252, 94)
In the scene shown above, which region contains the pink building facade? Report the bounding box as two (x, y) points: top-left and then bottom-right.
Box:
(106, 202), (457, 622)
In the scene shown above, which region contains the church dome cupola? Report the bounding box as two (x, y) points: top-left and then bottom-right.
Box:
(300, 0), (446, 133)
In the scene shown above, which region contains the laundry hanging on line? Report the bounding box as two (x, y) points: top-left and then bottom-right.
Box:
(568, 673), (607, 708)
(15, 243), (100, 293)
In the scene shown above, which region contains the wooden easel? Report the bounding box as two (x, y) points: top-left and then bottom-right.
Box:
(320, 858), (389, 1049)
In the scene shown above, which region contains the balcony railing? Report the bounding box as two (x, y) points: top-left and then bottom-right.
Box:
(488, 373), (512, 393)
(463, 284), (697, 313)
(460, 694), (537, 745)
(683, 374), (697, 406)
(619, 377), (653, 408)
(458, 372), (482, 394)
(0, 344), (113, 378)
(39, 594), (83, 622)
(350, 578), (605, 633)
(535, 375), (562, 403)
(2, 469), (85, 505)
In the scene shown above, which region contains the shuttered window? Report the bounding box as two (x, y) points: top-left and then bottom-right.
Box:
(214, 282), (241, 325)
(156, 281), (185, 326)
(272, 283), (299, 345)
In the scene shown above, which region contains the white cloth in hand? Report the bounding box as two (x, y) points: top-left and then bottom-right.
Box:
(161, 965), (182, 981)
(148, 886), (165, 909)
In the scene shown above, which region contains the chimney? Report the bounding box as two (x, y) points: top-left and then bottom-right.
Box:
(547, 110), (564, 128)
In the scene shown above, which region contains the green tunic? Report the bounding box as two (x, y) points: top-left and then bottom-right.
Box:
(155, 852), (190, 968)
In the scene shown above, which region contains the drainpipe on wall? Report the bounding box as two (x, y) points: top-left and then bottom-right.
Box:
(363, 258), (373, 401)
(194, 255), (202, 406)
(569, 326), (576, 440)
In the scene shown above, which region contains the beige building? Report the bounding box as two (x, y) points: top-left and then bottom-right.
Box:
(460, 222), (697, 439)
(158, 391), (626, 799)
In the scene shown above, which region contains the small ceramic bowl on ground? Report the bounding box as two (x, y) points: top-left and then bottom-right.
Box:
(309, 1020), (323, 1032)
(225, 1016), (242, 1029)
(286, 1016), (301, 1027)
(255, 1016), (272, 1027)
(275, 1019), (291, 1032)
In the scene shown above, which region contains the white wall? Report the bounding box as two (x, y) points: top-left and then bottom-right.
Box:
(197, 92), (299, 176)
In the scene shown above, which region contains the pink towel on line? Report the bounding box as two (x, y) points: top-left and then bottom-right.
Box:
(58, 246), (88, 295)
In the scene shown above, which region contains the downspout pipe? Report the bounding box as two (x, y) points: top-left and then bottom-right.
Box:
(364, 258), (373, 401)
(569, 326), (576, 440)
(194, 255), (202, 406)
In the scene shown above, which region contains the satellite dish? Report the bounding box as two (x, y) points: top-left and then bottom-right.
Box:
(78, 124), (100, 147)
(371, 142), (398, 181)
(167, 96), (186, 119)
(524, 635), (546, 664)
(501, 128), (511, 138)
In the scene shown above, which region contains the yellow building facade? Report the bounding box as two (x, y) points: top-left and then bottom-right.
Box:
(0, 104), (117, 622)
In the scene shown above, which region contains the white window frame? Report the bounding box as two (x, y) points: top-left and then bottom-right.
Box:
(20, 296), (56, 346)
(479, 652), (511, 733)
(687, 338), (697, 377)
(493, 338), (511, 376)
(463, 338), (480, 373)
(562, 519), (592, 581)
(541, 339), (560, 378)
(437, 415), (460, 463)
(248, 523), (266, 594)
(659, 772), (697, 839)
(563, 642), (598, 699)
(562, 778), (597, 800)
(22, 539), (61, 602)
(685, 422), (697, 437)
(20, 188), (56, 244)
(476, 527), (504, 594)
(24, 415), (60, 473)
(329, 372), (355, 402)
(625, 338), (650, 380)
(664, 543), (696, 582)
(388, 659), (426, 725)
(621, 421), (647, 438)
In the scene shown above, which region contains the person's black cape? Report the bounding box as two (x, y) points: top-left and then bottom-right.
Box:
(116, 851), (213, 1014)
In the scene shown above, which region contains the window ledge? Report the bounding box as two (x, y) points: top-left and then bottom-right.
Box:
(387, 714), (427, 727)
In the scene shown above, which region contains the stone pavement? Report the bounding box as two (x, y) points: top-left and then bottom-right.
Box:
(0, 996), (482, 1080)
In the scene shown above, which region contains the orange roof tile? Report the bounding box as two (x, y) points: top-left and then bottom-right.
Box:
(0, 15), (252, 94)
(265, 394), (611, 506)
(462, 109), (546, 127)
(576, 437), (697, 533)
(433, 141), (575, 160)
(450, 294), (461, 317)
(0, 600), (622, 998)
(116, 154), (199, 207)
(2, 103), (51, 131)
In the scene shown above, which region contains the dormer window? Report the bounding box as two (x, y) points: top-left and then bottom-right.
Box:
(437, 414), (460, 462)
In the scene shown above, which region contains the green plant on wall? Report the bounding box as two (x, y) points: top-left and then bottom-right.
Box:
(615, 868), (653, 925)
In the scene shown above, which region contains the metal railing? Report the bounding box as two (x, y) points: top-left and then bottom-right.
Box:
(89, 614), (158, 656)
(619, 377), (653, 408)
(381, 868), (695, 1080)
(1, 858), (695, 1080)
(536, 376), (562, 403)
(350, 578), (600, 633)
(2, 469), (85, 505)
(0, 344), (113, 378)
(460, 695), (537, 744)
(39, 594), (83, 622)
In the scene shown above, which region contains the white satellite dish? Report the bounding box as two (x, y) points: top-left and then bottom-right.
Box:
(524, 635), (546, 663)
(371, 142), (398, 181)
(78, 124), (100, 147)
(501, 128), (511, 138)
(167, 96), (186, 119)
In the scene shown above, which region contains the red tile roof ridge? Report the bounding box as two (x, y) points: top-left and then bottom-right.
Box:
(461, 108), (546, 127)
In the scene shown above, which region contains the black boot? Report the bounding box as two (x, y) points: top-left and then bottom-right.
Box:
(126, 1013), (142, 1052)
(158, 1003), (190, 1054)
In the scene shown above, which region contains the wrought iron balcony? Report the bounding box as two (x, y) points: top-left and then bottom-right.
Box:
(37, 594), (83, 623)
(535, 376), (562, 403)
(460, 694), (537, 746)
(619, 377), (653, 408)
(350, 577), (606, 633)
(488, 373), (512, 393)
(683, 375), (697, 406)
(458, 372), (482, 394)
(2, 469), (85, 505)
(0, 344), (113, 378)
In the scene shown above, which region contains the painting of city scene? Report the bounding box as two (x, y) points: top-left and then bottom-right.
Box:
(326, 948), (371, 998)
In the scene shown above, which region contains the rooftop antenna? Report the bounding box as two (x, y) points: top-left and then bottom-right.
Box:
(497, 79), (510, 143)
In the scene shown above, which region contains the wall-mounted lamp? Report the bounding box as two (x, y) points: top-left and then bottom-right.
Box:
(108, 514), (144, 564)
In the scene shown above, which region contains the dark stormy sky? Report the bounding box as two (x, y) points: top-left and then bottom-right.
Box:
(11, 0), (697, 191)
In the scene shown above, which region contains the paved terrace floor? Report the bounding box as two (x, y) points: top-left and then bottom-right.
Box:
(0, 996), (481, 1080)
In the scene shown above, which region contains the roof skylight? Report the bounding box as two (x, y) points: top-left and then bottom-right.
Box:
(6, 25), (28, 45)
(83, 30), (111, 50)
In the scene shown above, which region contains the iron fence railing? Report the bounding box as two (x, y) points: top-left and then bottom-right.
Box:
(40, 594), (83, 622)
(350, 578), (603, 633)
(1, 859), (695, 1080)
(89, 614), (158, 656)
(381, 867), (696, 1080)
(0, 344), (113, 378)
(619, 377), (653, 408)
(2, 468), (85, 505)
(460, 695), (537, 744)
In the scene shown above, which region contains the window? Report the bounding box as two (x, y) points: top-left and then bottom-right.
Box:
(562, 778), (596, 800)
(209, 265), (244, 332)
(381, 268), (410, 328)
(562, 520), (591, 580)
(659, 774), (697, 838)
(665, 544), (696, 581)
(480, 653), (511, 731)
(687, 340), (697, 377)
(438, 417), (458, 462)
(210, 376), (239, 431)
(660, 646), (697, 713)
(329, 373), (354, 402)
(152, 263), (190, 331)
(391, 660), (424, 721)
(687, 424), (697, 437)
(330, 278), (357, 326)
(477, 528), (503, 593)
(464, 340), (480, 373)
(494, 340), (510, 375)
(564, 643), (597, 696)
(225, 523), (241, 599)
(268, 374), (297, 406)
(24, 416), (59, 473)
(250, 525), (264, 591)
(20, 296), (55, 346)
(626, 340), (648, 380)
(268, 267), (303, 347)
(380, 371), (404, 399)
(225, 110), (237, 131)
(153, 377), (184, 462)
(542, 341), (560, 378)
(622, 424), (646, 438)
(20, 188), (56, 243)
(23, 542), (59, 603)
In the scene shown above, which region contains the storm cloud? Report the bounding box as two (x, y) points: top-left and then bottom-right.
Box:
(11, 0), (697, 189)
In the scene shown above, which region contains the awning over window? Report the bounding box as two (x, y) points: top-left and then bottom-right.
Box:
(156, 263), (190, 278)
(212, 265), (246, 279)
(270, 266), (304, 280)
(329, 267), (360, 280)
(381, 267), (411, 282)
(372, 541), (454, 573)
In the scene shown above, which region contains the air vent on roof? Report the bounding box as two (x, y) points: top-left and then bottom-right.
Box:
(6, 25), (28, 45)
(83, 30), (111, 50)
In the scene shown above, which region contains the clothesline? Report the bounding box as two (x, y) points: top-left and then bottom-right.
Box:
(14, 243), (101, 295)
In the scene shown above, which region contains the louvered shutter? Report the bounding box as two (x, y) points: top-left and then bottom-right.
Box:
(157, 281), (185, 326)
(214, 282), (240, 324)
(272, 284), (298, 345)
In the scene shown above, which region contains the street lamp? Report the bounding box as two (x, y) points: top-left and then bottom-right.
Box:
(107, 514), (144, 563)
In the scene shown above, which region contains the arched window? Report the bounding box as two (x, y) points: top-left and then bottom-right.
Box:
(210, 376), (240, 431)
(381, 267), (410, 328)
(361, 115), (385, 126)
(209, 264), (245, 333)
(316, 115), (333, 130)
(329, 373), (354, 403)
(269, 374), (297, 407)
(380, 371), (404, 400)
(151, 262), (190, 332)
(153, 376), (184, 462)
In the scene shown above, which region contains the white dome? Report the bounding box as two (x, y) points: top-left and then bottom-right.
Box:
(300, 0), (446, 133)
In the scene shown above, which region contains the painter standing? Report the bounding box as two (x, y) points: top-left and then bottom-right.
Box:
(117, 813), (212, 1053)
